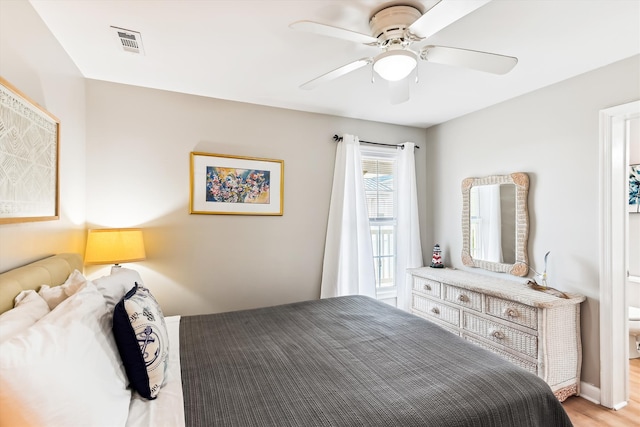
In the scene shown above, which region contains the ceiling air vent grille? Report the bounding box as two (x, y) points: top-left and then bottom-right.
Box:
(111, 26), (145, 55)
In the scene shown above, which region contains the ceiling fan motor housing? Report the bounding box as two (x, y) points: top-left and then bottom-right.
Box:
(369, 5), (422, 46)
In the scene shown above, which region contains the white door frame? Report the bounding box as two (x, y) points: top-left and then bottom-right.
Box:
(599, 100), (639, 409)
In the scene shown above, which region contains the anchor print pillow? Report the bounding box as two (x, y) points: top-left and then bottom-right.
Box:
(112, 282), (169, 399)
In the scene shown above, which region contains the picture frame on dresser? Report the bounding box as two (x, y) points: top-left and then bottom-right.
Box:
(189, 152), (284, 216)
(0, 77), (60, 224)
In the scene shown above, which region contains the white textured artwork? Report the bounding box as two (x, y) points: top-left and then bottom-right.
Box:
(0, 78), (59, 223)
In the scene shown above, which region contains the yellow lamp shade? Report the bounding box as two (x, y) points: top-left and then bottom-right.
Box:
(84, 228), (146, 265)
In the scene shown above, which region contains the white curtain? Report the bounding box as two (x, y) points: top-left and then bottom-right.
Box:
(320, 134), (376, 299)
(395, 142), (423, 311)
(477, 184), (503, 263)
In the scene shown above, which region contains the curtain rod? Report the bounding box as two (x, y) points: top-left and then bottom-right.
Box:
(332, 134), (420, 149)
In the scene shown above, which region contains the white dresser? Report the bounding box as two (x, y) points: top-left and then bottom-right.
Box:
(408, 267), (585, 402)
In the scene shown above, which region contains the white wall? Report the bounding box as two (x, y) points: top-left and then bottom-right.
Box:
(425, 55), (640, 388)
(84, 80), (428, 316)
(0, 0), (86, 270)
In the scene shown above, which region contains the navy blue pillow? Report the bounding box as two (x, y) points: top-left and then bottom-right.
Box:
(112, 282), (169, 399)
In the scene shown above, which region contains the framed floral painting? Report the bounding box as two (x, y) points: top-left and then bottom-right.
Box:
(630, 164), (640, 213)
(190, 152), (284, 215)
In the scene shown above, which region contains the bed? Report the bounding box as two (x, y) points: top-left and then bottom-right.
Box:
(0, 254), (573, 427)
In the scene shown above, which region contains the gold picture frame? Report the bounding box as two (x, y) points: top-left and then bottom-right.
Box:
(190, 152), (284, 216)
(0, 77), (60, 224)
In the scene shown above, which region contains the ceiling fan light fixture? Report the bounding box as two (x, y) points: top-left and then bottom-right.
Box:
(373, 50), (417, 81)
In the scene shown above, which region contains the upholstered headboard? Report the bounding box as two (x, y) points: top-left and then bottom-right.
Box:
(0, 253), (83, 314)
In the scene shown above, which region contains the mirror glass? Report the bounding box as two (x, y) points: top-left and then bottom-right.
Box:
(461, 173), (529, 276)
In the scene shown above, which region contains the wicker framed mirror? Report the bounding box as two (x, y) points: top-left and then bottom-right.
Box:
(461, 172), (529, 276)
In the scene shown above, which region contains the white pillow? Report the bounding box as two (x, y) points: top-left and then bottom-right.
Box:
(38, 269), (88, 310)
(0, 290), (50, 342)
(93, 267), (142, 310)
(0, 281), (131, 427)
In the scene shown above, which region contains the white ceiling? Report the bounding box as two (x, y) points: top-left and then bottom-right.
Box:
(29, 0), (640, 128)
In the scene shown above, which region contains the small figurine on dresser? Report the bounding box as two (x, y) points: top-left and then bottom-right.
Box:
(430, 244), (444, 268)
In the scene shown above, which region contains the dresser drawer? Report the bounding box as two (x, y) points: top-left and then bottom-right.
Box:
(412, 294), (459, 327)
(412, 311), (461, 337)
(486, 296), (538, 330)
(463, 312), (538, 359)
(412, 277), (441, 298)
(443, 284), (482, 311)
(463, 335), (537, 375)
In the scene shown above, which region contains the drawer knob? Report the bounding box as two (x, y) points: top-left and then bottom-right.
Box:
(424, 284), (432, 291)
(431, 307), (440, 315)
(458, 294), (469, 303)
(504, 308), (519, 318)
(490, 330), (505, 340)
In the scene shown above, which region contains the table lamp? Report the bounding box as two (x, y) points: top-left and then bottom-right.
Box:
(84, 228), (146, 270)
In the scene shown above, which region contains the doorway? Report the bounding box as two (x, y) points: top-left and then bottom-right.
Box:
(599, 100), (640, 409)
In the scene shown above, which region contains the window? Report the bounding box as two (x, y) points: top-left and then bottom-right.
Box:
(361, 149), (397, 298)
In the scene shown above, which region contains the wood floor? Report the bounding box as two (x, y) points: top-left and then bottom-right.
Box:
(562, 358), (639, 426)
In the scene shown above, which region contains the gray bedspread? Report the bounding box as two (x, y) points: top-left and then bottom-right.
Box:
(180, 295), (572, 427)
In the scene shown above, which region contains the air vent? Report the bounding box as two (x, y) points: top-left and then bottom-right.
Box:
(111, 26), (145, 55)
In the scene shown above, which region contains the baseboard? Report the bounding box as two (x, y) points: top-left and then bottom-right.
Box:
(580, 382), (632, 410)
(579, 382), (600, 405)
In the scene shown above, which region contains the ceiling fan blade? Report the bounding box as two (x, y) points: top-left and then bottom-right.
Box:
(408, 0), (491, 39)
(290, 20), (378, 45)
(389, 78), (410, 105)
(301, 58), (373, 90)
(421, 45), (517, 75)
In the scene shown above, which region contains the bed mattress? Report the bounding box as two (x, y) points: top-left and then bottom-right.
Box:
(179, 295), (572, 427)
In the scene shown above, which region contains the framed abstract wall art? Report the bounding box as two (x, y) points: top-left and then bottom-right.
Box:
(0, 77), (60, 224)
(630, 164), (640, 213)
(190, 152), (284, 216)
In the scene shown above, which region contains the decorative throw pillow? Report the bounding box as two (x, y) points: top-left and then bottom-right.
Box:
(113, 283), (169, 399)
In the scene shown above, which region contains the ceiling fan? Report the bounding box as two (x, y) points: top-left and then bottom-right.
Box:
(290, 0), (517, 103)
